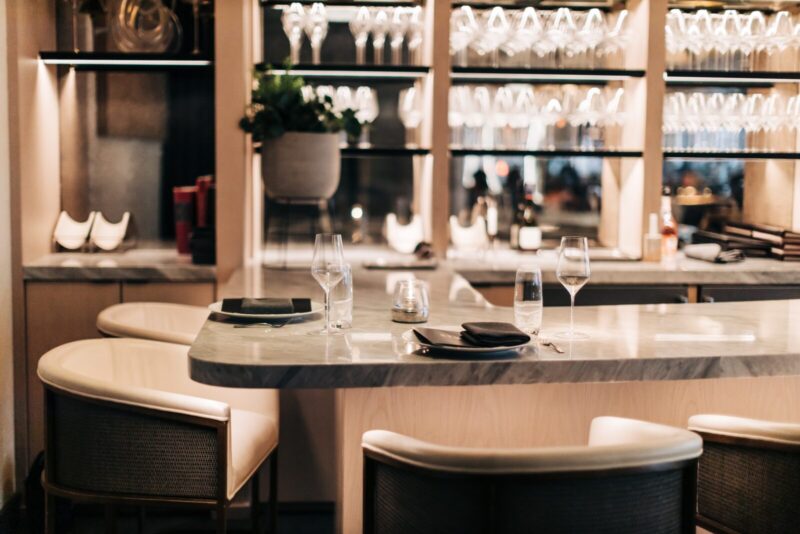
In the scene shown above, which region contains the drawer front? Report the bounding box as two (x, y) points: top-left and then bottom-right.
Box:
(700, 285), (800, 303)
(121, 281), (215, 306)
(25, 281), (121, 464)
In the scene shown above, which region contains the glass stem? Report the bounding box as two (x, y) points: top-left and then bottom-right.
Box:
(193, 1), (201, 55)
(324, 288), (331, 334)
(569, 293), (575, 338)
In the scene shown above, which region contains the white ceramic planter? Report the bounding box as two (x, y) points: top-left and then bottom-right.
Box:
(261, 132), (341, 200)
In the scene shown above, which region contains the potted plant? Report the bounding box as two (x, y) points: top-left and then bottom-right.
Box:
(240, 66), (361, 201)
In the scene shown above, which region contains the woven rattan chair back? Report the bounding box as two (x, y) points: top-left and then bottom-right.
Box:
(363, 449), (698, 534)
(696, 435), (800, 534)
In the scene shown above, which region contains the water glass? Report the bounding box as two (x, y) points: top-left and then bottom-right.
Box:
(514, 265), (543, 336)
(331, 264), (353, 330)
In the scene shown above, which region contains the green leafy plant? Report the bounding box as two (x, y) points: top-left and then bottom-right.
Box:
(239, 64), (362, 143)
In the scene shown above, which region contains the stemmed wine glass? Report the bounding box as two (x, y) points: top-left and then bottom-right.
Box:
(349, 6), (372, 65)
(555, 236), (590, 340)
(304, 2), (328, 65)
(282, 3), (306, 64)
(311, 233), (345, 335)
(389, 7), (409, 65)
(371, 8), (390, 65)
(406, 6), (424, 66)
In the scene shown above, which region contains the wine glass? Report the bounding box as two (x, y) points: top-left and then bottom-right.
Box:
(311, 233), (345, 335)
(450, 6), (478, 67)
(555, 236), (590, 340)
(371, 8), (390, 65)
(355, 86), (379, 145)
(304, 2), (328, 65)
(406, 6), (424, 66)
(282, 2), (306, 64)
(389, 7), (409, 65)
(398, 86), (423, 147)
(349, 6), (372, 65)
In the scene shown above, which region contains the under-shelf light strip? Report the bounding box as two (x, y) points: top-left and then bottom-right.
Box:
(40, 58), (212, 67)
(451, 72), (634, 82)
(269, 68), (425, 79)
(663, 72), (800, 84)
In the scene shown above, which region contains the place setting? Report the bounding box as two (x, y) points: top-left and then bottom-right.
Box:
(208, 232), (352, 333)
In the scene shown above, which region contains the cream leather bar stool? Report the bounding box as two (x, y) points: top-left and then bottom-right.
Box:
(38, 338), (279, 534)
(689, 414), (800, 534)
(362, 417), (702, 534)
(97, 302), (210, 345)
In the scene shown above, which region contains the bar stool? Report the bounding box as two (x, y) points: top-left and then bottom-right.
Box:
(362, 417), (702, 534)
(97, 302), (210, 346)
(38, 338), (279, 534)
(689, 414), (800, 534)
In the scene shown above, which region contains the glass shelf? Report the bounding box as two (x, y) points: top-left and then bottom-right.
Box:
(451, 67), (644, 84)
(663, 151), (800, 160)
(258, 63), (429, 81)
(39, 52), (213, 70)
(665, 70), (800, 87)
(342, 146), (430, 157)
(262, 0), (420, 6)
(452, 1), (622, 10)
(451, 148), (643, 157)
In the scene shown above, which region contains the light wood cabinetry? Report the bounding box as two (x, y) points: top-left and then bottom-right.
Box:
(24, 281), (119, 462)
(121, 281), (215, 306)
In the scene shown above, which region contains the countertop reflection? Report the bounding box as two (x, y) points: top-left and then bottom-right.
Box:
(189, 265), (800, 388)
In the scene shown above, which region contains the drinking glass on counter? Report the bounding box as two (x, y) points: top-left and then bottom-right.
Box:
(514, 265), (543, 336)
(331, 264), (353, 330)
(391, 279), (430, 323)
(311, 233), (345, 335)
(556, 236), (590, 340)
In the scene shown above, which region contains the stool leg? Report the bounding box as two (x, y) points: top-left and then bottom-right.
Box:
(104, 504), (117, 534)
(45, 491), (57, 534)
(217, 505), (228, 534)
(252, 469), (261, 534)
(270, 449), (279, 533)
(264, 198), (272, 255)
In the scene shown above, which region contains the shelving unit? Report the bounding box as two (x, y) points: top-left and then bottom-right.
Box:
(664, 151), (800, 160)
(665, 70), (800, 86)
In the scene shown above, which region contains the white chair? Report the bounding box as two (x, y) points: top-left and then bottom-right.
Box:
(689, 414), (800, 534)
(362, 417), (702, 534)
(97, 302), (210, 346)
(38, 338), (279, 534)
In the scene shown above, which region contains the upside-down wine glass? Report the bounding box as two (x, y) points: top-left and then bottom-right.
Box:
(371, 8), (390, 65)
(311, 233), (345, 335)
(349, 6), (372, 65)
(282, 3), (306, 64)
(304, 2), (328, 65)
(555, 236), (590, 340)
(390, 7), (409, 65)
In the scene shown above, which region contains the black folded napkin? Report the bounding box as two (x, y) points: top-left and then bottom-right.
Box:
(413, 327), (474, 348)
(414, 322), (530, 349)
(460, 322), (531, 347)
(222, 297), (312, 315)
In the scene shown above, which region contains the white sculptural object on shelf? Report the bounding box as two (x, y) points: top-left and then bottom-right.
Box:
(53, 211), (96, 251)
(449, 215), (489, 251)
(385, 213), (424, 254)
(90, 212), (131, 252)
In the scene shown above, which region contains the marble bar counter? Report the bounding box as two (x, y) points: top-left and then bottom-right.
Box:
(189, 265), (800, 389)
(454, 250), (800, 286)
(23, 247), (216, 282)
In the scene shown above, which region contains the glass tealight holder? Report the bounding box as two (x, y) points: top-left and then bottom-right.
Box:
(391, 279), (429, 323)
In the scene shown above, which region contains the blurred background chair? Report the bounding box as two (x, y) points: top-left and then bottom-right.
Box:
(690, 414), (800, 534)
(362, 416), (701, 534)
(38, 338), (279, 534)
